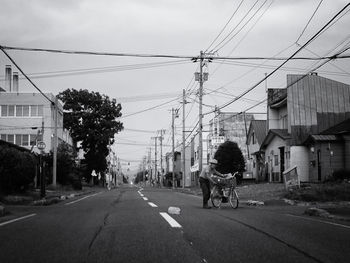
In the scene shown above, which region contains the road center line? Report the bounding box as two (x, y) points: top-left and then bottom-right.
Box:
(65, 192), (100, 206)
(286, 214), (350, 229)
(0, 213), (36, 227)
(148, 202), (158, 207)
(142, 197), (148, 201)
(160, 212), (182, 228)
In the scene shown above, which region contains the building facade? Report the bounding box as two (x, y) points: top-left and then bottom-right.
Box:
(261, 73), (350, 182)
(0, 65), (73, 153)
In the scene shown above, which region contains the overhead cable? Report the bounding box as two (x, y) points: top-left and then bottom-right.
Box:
(205, 3), (350, 115)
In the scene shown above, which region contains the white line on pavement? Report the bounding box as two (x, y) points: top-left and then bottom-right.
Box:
(148, 202), (158, 207)
(286, 214), (350, 229)
(65, 192), (100, 206)
(143, 197), (148, 201)
(0, 213), (36, 227)
(160, 212), (182, 228)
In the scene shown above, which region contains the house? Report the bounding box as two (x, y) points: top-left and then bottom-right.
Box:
(246, 120), (267, 181)
(0, 65), (73, 153)
(261, 73), (350, 182)
(305, 118), (350, 181)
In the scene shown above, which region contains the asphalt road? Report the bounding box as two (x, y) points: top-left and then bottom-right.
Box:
(1, 185), (349, 263)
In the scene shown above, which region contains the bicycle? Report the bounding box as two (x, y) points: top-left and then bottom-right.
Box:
(210, 172), (239, 209)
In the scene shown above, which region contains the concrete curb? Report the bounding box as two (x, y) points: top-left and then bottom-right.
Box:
(32, 190), (95, 206)
(0, 205), (5, 217)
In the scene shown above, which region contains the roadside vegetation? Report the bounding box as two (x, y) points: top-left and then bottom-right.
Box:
(284, 170), (350, 202)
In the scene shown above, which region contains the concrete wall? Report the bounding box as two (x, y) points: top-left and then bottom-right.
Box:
(290, 146), (309, 182)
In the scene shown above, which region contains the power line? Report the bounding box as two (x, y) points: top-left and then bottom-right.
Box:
(213, 0), (269, 52)
(295, 0), (324, 44)
(205, 0), (245, 52)
(1, 45), (348, 61)
(0, 46), (55, 105)
(206, 3), (350, 115)
(0, 45), (194, 59)
(0, 60), (191, 81)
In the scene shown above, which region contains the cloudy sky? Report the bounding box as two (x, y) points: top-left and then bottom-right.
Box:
(0, 0), (349, 173)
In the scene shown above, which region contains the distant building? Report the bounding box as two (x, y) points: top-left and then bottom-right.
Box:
(208, 112), (254, 161)
(0, 65), (73, 153)
(246, 120), (267, 181)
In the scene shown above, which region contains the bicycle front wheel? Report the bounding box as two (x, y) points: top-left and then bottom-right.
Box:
(229, 188), (239, 209)
(211, 185), (222, 208)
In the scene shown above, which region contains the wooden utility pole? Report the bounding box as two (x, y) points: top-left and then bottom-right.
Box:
(52, 97), (58, 188)
(182, 89), (186, 188)
(198, 51), (204, 174)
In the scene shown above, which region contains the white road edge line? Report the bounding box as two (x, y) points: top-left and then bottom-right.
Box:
(286, 214), (350, 229)
(143, 197), (148, 201)
(160, 212), (182, 228)
(148, 202), (158, 207)
(0, 213), (36, 227)
(65, 192), (100, 206)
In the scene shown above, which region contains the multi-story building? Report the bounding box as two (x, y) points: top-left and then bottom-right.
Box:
(208, 112), (254, 161)
(0, 65), (73, 153)
(261, 73), (350, 182)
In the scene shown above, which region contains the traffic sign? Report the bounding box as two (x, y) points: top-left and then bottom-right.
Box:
(37, 141), (46, 150)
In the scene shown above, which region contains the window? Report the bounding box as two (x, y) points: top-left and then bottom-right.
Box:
(22, 135), (29, 146)
(15, 134), (22, 145)
(30, 105), (37, 116)
(1, 134), (6, 141)
(7, 134), (14, 143)
(8, 105), (15, 116)
(252, 132), (256, 144)
(30, 134), (37, 146)
(23, 105), (30, 116)
(16, 105), (23, 116)
(274, 155), (279, 166)
(1, 105), (7, 116)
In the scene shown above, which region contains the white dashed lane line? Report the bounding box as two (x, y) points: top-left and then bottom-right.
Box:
(143, 197), (148, 201)
(0, 213), (36, 227)
(160, 212), (182, 228)
(148, 202), (158, 207)
(65, 192), (100, 206)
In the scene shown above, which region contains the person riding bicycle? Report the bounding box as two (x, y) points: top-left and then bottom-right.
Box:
(199, 158), (226, 209)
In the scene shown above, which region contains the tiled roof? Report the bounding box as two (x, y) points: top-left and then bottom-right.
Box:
(270, 129), (291, 140)
(310, 135), (339, 141)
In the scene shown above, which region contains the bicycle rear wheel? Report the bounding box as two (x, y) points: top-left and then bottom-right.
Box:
(211, 185), (222, 208)
(229, 188), (239, 209)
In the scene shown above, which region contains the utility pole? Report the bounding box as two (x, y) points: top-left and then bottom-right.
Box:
(142, 156), (146, 187)
(181, 89), (187, 188)
(194, 51), (210, 173)
(148, 147), (152, 186)
(151, 136), (158, 187)
(158, 129), (165, 187)
(52, 97), (58, 188)
(171, 108), (179, 189)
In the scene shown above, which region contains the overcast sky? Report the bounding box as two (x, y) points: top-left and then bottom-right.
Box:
(0, 0), (349, 174)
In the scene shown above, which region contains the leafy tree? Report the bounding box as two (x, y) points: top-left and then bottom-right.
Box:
(45, 142), (77, 186)
(214, 140), (245, 183)
(57, 89), (123, 181)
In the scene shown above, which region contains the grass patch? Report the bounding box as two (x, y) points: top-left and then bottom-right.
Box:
(284, 182), (350, 202)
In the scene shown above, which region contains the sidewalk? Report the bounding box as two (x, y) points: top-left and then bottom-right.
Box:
(175, 182), (350, 221)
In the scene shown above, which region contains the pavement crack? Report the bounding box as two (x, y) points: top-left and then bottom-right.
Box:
(218, 213), (325, 263)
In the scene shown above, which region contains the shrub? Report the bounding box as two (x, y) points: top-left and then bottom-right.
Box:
(0, 146), (37, 193)
(332, 169), (350, 181)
